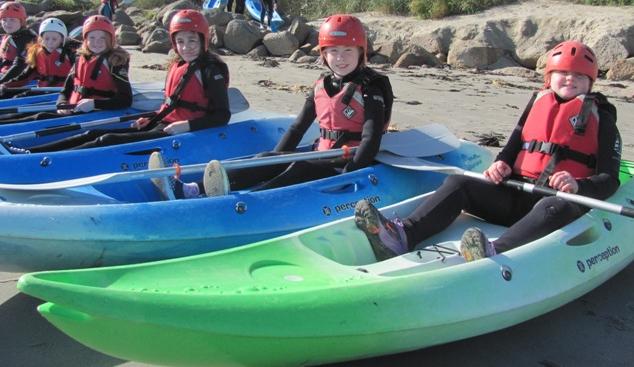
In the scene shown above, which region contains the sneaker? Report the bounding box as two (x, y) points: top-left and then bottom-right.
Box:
(354, 200), (408, 261)
(148, 151), (176, 201)
(460, 227), (496, 262)
(203, 160), (230, 197)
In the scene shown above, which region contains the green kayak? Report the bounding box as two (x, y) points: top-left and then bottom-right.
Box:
(18, 161), (634, 367)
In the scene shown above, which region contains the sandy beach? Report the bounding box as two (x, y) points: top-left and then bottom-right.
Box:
(1, 46), (633, 366)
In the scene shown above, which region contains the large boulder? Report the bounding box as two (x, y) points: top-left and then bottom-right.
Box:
(117, 25), (141, 46)
(157, 0), (198, 27)
(204, 8), (233, 27)
(113, 9), (135, 27)
(142, 27), (171, 54)
(208, 24), (225, 49)
(223, 20), (263, 54)
(263, 30), (299, 56)
(288, 17), (310, 45)
(606, 58), (634, 81)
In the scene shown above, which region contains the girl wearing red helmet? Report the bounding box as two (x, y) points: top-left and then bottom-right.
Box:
(0, 1), (37, 89)
(0, 18), (80, 98)
(150, 14), (393, 201)
(354, 40), (622, 263)
(18, 10), (229, 154)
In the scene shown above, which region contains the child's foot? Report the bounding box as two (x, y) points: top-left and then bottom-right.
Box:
(203, 160), (230, 197)
(148, 151), (176, 201)
(354, 200), (408, 261)
(460, 227), (496, 262)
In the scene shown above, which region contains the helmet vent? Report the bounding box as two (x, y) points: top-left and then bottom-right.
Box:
(571, 47), (577, 56)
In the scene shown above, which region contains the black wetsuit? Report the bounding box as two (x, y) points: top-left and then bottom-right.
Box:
(219, 67), (391, 192)
(26, 53), (230, 152)
(0, 28), (37, 85)
(400, 92), (621, 252)
(227, 0), (245, 14)
(260, 0), (276, 26)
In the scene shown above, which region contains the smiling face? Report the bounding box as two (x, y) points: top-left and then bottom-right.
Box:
(174, 31), (201, 62)
(86, 30), (110, 55)
(1, 17), (21, 34)
(41, 31), (64, 52)
(323, 45), (361, 78)
(549, 71), (592, 100)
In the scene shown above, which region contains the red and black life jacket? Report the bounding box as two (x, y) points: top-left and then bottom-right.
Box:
(69, 54), (117, 104)
(314, 68), (393, 151)
(34, 48), (74, 87)
(153, 57), (229, 124)
(513, 89), (599, 183)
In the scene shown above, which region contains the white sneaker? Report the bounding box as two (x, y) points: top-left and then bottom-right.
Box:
(203, 160), (230, 197)
(148, 151), (176, 201)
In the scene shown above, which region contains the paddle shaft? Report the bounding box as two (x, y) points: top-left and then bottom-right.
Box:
(0, 103), (74, 114)
(4, 86), (63, 93)
(1, 111), (156, 142)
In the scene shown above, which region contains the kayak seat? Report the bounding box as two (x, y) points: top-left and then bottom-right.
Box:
(299, 221), (378, 266)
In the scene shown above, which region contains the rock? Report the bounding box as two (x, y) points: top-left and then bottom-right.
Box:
(223, 19), (263, 54)
(369, 54), (390, 64)
(113, 9), (135, 27)
(447, 41), (505, 69)
(489, 66), (541, 79)
(143, 40), (172, 54)
(22, 2), (41, 15)
(126, 7), (149, 26)
(288, 17), (310, 45)
(246, 45), (269, 59)
(410, 27), (453, 55)
(297, 56), (317, 64)
(289, 49), (306, 62)
(373, 40), (403, 64)
(142, 28), (171, 54)
(305, 28), (319, 48)
(209, 25), (225, 49)
(606, 58), (634, 81)
(118, 31), (142, 46)
(35, 10), (84, 27)
(263, 31), (299, 57)
(157, 0), (198, 27)
(590, 35), (630, 71)
(394, 46), (440, 68)
(204, 8), (233, 27)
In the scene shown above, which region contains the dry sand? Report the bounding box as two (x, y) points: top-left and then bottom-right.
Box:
(1, 45), (633, 366)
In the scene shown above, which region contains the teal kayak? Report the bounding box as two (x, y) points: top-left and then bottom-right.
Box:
(18, 161), (634, 367)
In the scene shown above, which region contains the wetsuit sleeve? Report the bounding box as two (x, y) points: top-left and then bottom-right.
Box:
(0, 33), (32, 84)
(343, 84), (385, 172)
(576, 102), (621, 199)
(274, 90), (317, 152)
(3, 65), (35, 84)
(187, 63), (231, 131)
(56, 67), (75, 106)
(93, 62), (133, 110)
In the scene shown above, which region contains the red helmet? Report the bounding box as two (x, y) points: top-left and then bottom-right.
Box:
(318, 14), (367, 54)
(82, 15), (115, 41)
(169, 9), (209, 52)
(0, 2), (27, 23)
(545, 40), (598, 85)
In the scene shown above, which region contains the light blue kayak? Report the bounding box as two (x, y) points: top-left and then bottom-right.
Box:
(202, 0), (227, 9)
(0, 126), (492, 272)
(245, 0), (285, 31)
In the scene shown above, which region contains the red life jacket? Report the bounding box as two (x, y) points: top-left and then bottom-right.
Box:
(35, 48), (74, 87)
(314, 78), (368, 151)
(69, 54), (117, 104)
(0, 34), (19, 74)
(157, 61), (210, 124)
(513, 90), (599, 180)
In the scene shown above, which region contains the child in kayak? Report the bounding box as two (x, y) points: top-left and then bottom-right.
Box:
(0, 18), (78, 98)
(354, 40), (622, 261)
(0, 15), (131, 128)
(150, 14), (393, 201)
(0, 2), (36, 88)
(13, 10), (229, 152)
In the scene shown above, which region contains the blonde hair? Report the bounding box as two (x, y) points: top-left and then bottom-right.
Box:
(25, 40), (44, 68)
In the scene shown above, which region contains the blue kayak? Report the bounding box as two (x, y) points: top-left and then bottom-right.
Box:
(202, 0), (227, 9)
(0, 92), (59, 108)
(0, 114), (306, 184)
(245, 0), (285, 31)
(0, 126), (492, 272)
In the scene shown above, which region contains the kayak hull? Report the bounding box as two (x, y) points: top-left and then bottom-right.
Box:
(18, 167), (634, 366)
(0, 139), (491, 272)
(0, 114), (302, 185)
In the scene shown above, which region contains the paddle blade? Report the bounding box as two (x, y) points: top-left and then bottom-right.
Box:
(380, 124), (460, 157)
